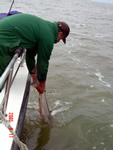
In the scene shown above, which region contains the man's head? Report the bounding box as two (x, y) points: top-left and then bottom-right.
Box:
(55, 22), (70, 44)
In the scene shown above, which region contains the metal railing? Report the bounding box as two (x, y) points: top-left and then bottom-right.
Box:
(0, 47), (25, 115)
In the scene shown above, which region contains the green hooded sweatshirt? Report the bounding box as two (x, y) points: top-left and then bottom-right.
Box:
(0, 13), (58, 81)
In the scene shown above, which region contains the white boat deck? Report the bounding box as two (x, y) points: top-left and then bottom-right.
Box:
(0, 60), (29, 150)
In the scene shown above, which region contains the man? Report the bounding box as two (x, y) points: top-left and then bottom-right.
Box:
(0, 13), (70, 94)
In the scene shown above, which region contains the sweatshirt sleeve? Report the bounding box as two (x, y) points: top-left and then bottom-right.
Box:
(25, 49), (37, 74)
(37, 38), (54, 81)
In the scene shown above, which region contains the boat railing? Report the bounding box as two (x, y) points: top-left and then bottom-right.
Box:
(0, 47), (25, 115)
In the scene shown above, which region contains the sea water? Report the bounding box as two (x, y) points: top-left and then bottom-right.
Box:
(1, 0), (113, 149)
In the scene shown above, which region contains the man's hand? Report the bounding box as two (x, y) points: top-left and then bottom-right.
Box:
(35, 81), (46, 94)
(30, 74), (46, 94)
(30, 64), (46, 94)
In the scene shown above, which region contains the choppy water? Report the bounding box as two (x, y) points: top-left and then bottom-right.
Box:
(1, 0), (113, 149)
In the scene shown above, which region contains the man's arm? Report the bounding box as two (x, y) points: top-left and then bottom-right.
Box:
(35, 38), (54, 94)
(25, 49), (37, 74)
(37, 38), (54, 81)
(25, 49), (45, 93)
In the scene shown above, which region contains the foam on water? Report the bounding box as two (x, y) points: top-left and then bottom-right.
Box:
(51, 100), (73, 116)
(95, 72), (111, 87)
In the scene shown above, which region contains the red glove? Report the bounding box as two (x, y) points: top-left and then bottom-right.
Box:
(35, 81), (46, 94)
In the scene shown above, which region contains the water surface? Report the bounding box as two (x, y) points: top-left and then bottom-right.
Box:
(1, 0), (113, 149)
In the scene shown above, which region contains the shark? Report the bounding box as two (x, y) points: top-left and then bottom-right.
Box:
(38, 91), (52, 123)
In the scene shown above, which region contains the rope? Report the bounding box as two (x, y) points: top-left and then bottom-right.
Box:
(0, 111), (28, 150)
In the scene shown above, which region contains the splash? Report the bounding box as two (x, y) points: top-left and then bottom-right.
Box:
(95, 72), (111, 87)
